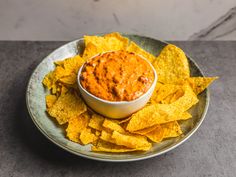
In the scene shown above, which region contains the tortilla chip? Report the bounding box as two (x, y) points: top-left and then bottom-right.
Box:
(145, 125), (164, 143)
(88, 114), (105, 131)
(187, 77), (218, 95)
(104, 32), (129, 46)
(150, 84), (181, 104)
(60, 85), (69, 95)
(100, 130), (115, 143)
(162, 121), (183, 139)
(153, 44), (190, 84)
(83, 33), (129, 60)
(82, 42), (102, 60)
(171, 84), (199, 112)
(102, 119), (126, 133)
(45, 94), (57, 108)
(180, 111), (192, 120)
(126, 103), (190, 132)
(55, 55), (84, 71)
(92, 140), (138, 152)
(42, 71), (54, 90)
(66, 112), (90, 142)
(126, 41), (156, 62)
(53, 66), (70, 81)
(80, 128), (98, 145)
(134, 124), (160, 135)
(63, 55), (85, 73)
(126, 104), (163, 132)
(59, 73), (77, 85)
(47, 92), (87, 124)
(111, 131), (151, 150)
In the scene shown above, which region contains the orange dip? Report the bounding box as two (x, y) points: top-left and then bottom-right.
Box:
(80, 51), (154, 101)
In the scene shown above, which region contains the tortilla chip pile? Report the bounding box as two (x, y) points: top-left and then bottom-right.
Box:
(43, 32), (217, 153)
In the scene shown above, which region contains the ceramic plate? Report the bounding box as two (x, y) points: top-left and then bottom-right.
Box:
(26, 34), (209, 162)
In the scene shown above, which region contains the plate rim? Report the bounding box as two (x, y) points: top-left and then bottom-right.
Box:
(26, 34), (210, 162)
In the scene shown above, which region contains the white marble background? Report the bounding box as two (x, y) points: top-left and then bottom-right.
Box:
(0, 0), (236, 40)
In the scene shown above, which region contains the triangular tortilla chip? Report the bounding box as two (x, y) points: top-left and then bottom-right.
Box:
(126, 41), (156, 62)
(82, 33), (129, 60)
(47, 92), (87, 124)
(171, 84), (199, 112)
(162, 121), (183, 139)
(153, 44), (190, 84)
(187, 77), (218, 95)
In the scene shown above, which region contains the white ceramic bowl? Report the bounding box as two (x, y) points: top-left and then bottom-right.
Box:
(77, 53), (157, 119)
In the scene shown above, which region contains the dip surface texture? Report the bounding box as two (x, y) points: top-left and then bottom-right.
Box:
(80, 51), (154, 101)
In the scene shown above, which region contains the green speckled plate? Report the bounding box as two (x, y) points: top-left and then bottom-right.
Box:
(26, 34), (209, 162)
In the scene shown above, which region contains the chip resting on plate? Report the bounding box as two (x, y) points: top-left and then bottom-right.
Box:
(126, 41), (156, 62)
(153, 44), (190, 84)
(47, 92), (87, 124)
(187, 77), (218, 95)
(66, 112), (90, 142)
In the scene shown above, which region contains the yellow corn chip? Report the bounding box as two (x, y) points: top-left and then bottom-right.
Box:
(47, 92), (87, 124)
(100, 130), (115, 143)
(88, 113), (104, 131)
(104, 32), (129, 46)
(145, 125), (164, 143)
(66, 112), (90, 142)
(92, 140), (137, 152)
(169, 89), (185, 103)
(45, 94), (57, 108)
(126, 103), (190, 132)
(134, 124), (160, 135)
(150, 84), (181, 104)
(111, 131), (151, 150)
(53, 66), (70, 81)
(126, 104), (163, 132)
(153, 44), (190, 84)
(171, 84), (199, 112)
(60, 85), (69, 95)
(126, 41), (156, 62)
(82, 42), (102, 60)
(42, 71), (54, 90)
(187, 77), (218, 95)
(59, 73), (77, 85)
(83, 33), (129, 60)
(63, 55), (85, 73)
(103, 119), (126, 133)
(80, 128), (98, 145)
(162, 121), (183, 139)
(180, 111), (192, 120)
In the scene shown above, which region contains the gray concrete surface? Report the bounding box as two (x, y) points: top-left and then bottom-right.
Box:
(0, 41), (235, 177)
(1, 0), (236, 40)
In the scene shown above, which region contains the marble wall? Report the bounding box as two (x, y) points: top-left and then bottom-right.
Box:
(0, 0), (236, 40)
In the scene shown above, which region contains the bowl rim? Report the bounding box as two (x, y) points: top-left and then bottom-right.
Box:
(77, 50), (158, 105)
